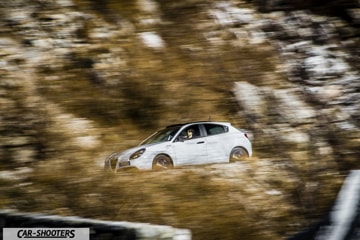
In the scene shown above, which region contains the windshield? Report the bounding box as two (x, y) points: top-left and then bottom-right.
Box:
(140, 126), (181, 145)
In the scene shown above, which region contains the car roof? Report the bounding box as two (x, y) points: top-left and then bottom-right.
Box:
(166, 121), (230, 128)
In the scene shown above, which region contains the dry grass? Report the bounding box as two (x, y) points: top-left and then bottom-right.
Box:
(0, 157), (344, 240)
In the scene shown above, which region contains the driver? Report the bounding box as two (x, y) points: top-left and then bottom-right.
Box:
(186, 129), (194, 139)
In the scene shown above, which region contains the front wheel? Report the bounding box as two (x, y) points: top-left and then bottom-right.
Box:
(152, 154), (174, 170)
(229, 147), (249, 162)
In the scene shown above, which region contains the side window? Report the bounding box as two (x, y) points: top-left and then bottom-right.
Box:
(179, 125), (201, 140)
(204, 124), (228, 136)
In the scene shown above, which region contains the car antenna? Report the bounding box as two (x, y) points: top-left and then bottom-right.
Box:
(208, 116), (211, 121)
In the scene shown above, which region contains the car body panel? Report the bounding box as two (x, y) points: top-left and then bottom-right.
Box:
(172, 138), (208, 166)
(105, 121), (252, 171)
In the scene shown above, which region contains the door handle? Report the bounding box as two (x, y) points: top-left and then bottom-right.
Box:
(197, 141), (205, 144)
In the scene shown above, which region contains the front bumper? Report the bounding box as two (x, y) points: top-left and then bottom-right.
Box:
(105, 153), (132, 171)
(105, 151), (157, 171)
(118, 160), (131, 168)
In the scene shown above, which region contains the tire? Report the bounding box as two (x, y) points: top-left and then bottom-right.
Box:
(152, 154), (174, 170)
(229, 147), (249, 162)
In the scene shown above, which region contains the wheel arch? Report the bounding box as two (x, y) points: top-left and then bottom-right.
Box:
(229, 146), (250, 161)
(153, 152), (173, 159)
(152, 153), (174, 167)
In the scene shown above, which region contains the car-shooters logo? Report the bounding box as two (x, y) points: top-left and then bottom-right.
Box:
(3, 228), (89, 240)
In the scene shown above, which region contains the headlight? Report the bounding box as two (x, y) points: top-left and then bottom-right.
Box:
(129, 148), (146, 160)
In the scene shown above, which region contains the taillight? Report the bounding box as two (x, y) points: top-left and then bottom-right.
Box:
(244, 133), (249, 139)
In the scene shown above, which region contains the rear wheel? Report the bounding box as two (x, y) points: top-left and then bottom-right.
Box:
(152, 154), (174, 170)
(229, 147), (249, 162)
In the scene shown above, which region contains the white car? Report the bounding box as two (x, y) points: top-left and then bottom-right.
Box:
(104, 121), (252, 171)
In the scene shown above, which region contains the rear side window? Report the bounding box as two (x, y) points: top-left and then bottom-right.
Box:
(204, 124), (228, 136)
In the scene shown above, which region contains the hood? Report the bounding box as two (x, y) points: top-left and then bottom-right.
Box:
(120, 141), (169, 156)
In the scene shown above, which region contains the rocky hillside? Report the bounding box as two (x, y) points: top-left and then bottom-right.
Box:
(0, 0), (358, 170)
(0, 0), (359, 239)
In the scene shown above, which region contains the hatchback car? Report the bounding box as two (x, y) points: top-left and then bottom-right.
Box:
(104, 121), (252, 171)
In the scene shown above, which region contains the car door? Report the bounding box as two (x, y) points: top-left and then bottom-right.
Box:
(172, 124), (207, 166)
(203, 123), (230, 163)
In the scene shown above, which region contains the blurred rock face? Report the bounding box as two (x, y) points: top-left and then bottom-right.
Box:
(0, 0), (359, 172)
(250, 0), (359, 15)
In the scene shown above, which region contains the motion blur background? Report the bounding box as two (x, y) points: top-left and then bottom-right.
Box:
(0, 0), (359, 239)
